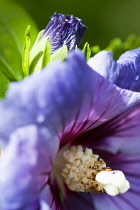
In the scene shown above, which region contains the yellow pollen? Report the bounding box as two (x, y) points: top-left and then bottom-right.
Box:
(61, 145), (130, 196)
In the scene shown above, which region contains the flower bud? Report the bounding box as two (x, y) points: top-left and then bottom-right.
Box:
(29, 14), (86, 73)
(43, 13), (87, 53)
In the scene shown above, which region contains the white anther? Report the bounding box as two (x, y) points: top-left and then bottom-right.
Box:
(70, 146), (76, 152)
(61, 145), (106, 193)
(95, 170), (130, 196)
(85, 148), (92, 156)
(77, 145), (83, 151)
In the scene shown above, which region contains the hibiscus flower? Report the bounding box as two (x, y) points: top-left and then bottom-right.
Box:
(0, 49), (140, 210)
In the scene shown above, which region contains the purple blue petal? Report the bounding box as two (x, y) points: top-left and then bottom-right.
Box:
(89, 103), (140, 155)
(1, 50), (140, 147)
(88, 47), (140, 92)
(0, 125), (59, 209)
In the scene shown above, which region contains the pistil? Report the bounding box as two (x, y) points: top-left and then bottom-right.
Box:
(61, 145), (130, 196)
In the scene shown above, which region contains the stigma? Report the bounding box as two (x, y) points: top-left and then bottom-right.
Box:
(61, 145), (130, 196)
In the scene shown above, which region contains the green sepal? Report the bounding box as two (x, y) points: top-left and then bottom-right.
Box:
(82, 42), (91, 60)
(31, 30), (44, 46)
(30, 31), (50, 72)
(29, 51), (43, 74)
(50, 45), (68, 62)
(22, 25), (31, 76)
(42, 39), (51, 68)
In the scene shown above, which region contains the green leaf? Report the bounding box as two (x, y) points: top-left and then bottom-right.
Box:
(0, 54), (20, 81)
(91, 45), (101, 55)
(0, 0), (38, 98)
(105, 38), (124, 60)
(123, 34), (140, 50)
(50, 45), (68, 62)
(0, 71), (10, 99)
(91, 34), (140, 60)
(105, 35), (140, 60)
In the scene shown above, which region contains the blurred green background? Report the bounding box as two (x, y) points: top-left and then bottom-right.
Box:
(9, 0), (140, 48)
